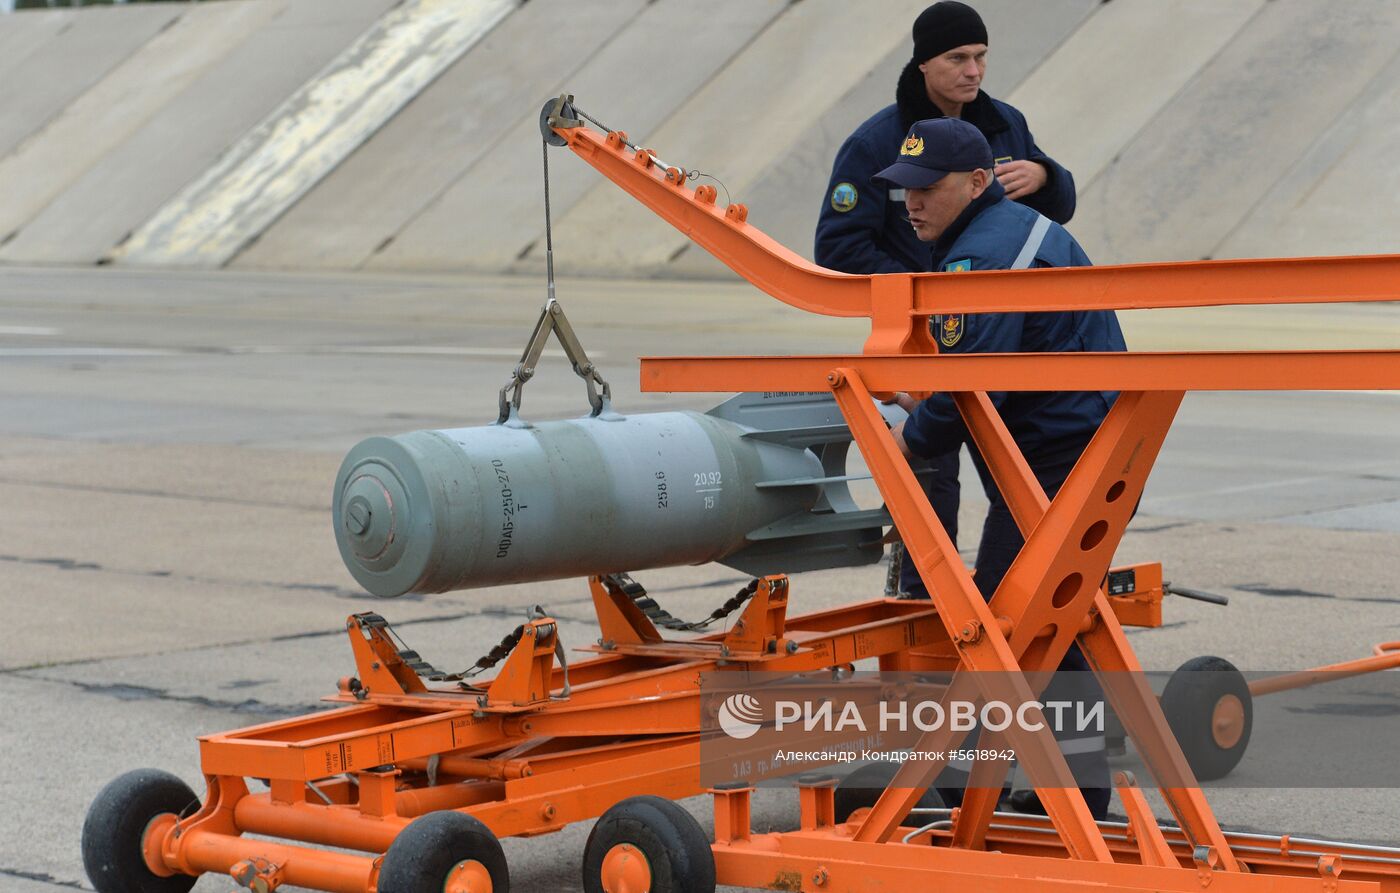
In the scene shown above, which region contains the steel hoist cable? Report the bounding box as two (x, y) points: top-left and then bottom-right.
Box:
(494, 99), (615, 424)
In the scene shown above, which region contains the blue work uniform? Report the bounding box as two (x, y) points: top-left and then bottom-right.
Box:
(901, 179), (1123, 473)
(815, 67), (1076, 276)
(902, 179), (1123, 820)
(815, 67), (1075, 556)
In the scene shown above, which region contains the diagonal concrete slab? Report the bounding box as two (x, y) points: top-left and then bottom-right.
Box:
(0, 0), (286, 243)
(0, 8), (74, 91)
(0, 4), (179, 159)
(1070, 0), (1400, 264)
(1218, 45), (1400, 259)
(112, 0), (518, 269)
(361, 0), (787, 274)
(236, 0), (655, 272)
(1007, 0), (1266, 193)
(0, 0), (397, 266)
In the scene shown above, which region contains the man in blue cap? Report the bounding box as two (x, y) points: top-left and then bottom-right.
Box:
(815, 1), (1075, 581)
(877, 115), (1124, 601)
(879, 115), (1123, 819)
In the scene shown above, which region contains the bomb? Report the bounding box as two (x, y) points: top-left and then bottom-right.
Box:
(334, 392), (905, 597)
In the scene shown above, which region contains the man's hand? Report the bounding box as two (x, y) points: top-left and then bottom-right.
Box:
(885, 393), (918, 457)
(881, 391), (919, 413)
(994, 159), (1048, 200)
(891, 420), (914, 459)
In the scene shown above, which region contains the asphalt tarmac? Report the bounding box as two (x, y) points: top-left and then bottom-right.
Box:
(2, 266), (1398, 891)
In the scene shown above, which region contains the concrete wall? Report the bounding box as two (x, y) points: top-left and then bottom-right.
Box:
(1006, 0), (1266, 196)
(3, 0), (1400, 275)
(357, 0), (789, 274)
(1216, 21), (1400, 259)
(234, 0), (662, 271)
(1068, 0), (1400, 265)
(0, 4), (179, 160)
(111, 0), (518, 268)
(0, 0), (396, 264)
(0, 1), (284, 243)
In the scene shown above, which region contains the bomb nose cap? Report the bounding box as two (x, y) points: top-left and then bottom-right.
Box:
(340, 465), (405, 563)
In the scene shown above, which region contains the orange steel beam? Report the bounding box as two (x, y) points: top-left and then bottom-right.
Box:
(202, 594), (989, 781)
(942, 389), (1185, 855)
(553, 120), (1400, 326)
(555, 124), (868, 320)
(968, 816), (1400, 882)
(711, 830), (1388, 893)
(1115, 772), (1179, 868)
(180, 832), (373, 893)
(1248, 640), (1400, 696)
(176, 587), (1129, 889)
(837, 375), (1243, 867)
(948, 389), (1240, 868)
(641, 351), (1400, 394)
(904, 254), (1400, 314)
(830, 368), (1114, 862)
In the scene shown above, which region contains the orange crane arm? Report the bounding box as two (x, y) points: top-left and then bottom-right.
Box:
(550, 109), (1400, 354)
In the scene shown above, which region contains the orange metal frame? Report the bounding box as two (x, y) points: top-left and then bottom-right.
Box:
(140, 574), (1171, 891)
(564, 111), (1400, 890)
(129, 108), (1400, 892)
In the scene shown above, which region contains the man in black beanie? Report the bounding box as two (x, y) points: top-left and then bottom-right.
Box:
(814, 1), (1076, 588)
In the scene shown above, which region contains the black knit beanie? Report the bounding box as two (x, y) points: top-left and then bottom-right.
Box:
(912, 2), (988, 62)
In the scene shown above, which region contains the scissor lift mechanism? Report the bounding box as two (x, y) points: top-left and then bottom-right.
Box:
(95, 99), (1400, 892)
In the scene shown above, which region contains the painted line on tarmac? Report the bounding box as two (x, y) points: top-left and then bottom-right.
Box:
(0, 325), (59, 335)
(234, 345), (605, 358)
(0, 345), (600, 358)
(0, 347), (176, 357)
(1147, 460), (1400, 506)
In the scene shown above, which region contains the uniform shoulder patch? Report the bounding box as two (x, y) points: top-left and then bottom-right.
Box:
(932, 314), (965, 348)
(830, 182), (858, 213)
(943, 258), (972, 272)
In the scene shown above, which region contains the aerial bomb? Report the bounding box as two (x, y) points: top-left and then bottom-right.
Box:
(334, 392), (904, 597)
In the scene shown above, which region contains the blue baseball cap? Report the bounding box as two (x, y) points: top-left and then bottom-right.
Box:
(874, 117), (994, 189)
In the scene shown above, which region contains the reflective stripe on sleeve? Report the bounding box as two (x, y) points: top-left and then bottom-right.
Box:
(1011, 214), (1052, 270)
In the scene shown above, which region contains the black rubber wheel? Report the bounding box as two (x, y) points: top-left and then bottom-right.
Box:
(1160, 655), (1253, 781)
(833, 761), (945, 824)
(378, 811), (509, 892)
(582, 795), (715, 893)
(81, 768), (199, 893)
